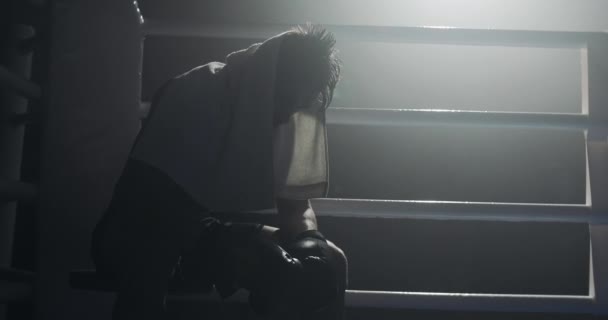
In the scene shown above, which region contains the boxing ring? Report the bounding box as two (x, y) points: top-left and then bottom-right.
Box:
(138, 10), (608, 315)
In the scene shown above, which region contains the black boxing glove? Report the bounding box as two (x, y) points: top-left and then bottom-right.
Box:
(274, 229), (340, 313)
(177, 217), (304, 314)
(178, 218), (339, 315)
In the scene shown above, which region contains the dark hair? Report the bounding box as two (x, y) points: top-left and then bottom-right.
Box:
(279, 23), (341, 110)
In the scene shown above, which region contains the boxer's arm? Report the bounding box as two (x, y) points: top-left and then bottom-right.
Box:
(276, 198), (318, 240)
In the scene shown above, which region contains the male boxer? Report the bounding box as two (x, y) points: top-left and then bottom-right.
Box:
(92, 24), (347, 319)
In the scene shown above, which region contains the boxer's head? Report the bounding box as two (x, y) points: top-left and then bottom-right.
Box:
(274, 24), (341, 126)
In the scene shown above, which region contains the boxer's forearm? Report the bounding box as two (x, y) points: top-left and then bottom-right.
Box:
(276, 198), (318, 239)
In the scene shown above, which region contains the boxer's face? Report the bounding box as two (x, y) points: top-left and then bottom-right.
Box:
(273, 36), (325, 127)
(273, 72), (319, 126)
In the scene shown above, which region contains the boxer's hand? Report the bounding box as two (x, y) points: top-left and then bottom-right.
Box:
(184, 218), (345, 316)
(279, 230), (342, 314)
(204, 220), (305, 315)
(241, 238), (304, 315)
